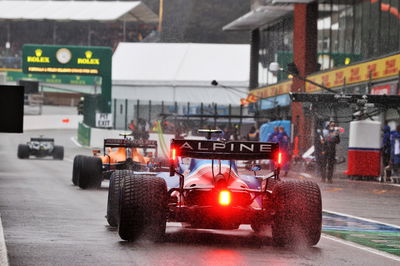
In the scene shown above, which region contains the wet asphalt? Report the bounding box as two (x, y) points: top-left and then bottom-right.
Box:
(0, 129), (399, 266)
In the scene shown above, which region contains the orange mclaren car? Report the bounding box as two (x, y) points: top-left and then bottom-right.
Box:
(72, 138), (159, 189)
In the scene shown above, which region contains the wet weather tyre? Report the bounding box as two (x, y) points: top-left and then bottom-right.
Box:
(72, 155), (84, 186)
(272, 180), (322, 247)
(78, 156), (102, 189)
(17, 144), (30, 159)
(118, 175), (168, 242)
(106, 170), (130, 227)
(53, 145), (64, 160)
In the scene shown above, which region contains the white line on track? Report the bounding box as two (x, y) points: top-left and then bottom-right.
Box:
(323, 209), (400, 229)
(0, 215), (9, 266)
(322, 234), (400, 262)
(70, 136), (82, 148)
(299, 172), (313, 179)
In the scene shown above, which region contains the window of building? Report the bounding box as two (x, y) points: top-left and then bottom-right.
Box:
(258, 16), (293, 87)
(318, 0), (400, 69)
(257, 0), (400, 88)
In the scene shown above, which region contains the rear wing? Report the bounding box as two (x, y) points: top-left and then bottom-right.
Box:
(170, 139), (278, 160)
(104, 139), (157, 149)
(30, 138), (54, 142)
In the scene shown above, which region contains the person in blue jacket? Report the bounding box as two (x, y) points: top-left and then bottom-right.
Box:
(391, 125), (400, 177)
(267, 127), (279, 142)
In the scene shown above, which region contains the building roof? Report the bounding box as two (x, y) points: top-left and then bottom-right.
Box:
(223, 5), (292, 31)
(112, 42), (250, 87)
(0, 1), (158, 22)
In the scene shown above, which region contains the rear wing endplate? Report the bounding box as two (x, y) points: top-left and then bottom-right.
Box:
(104, 139), (157, 149)
(171, 139), (278, 160)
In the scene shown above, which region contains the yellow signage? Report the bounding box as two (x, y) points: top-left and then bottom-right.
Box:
(250, 80), (293, 99)
(27, 49), (50, 63)
(77, 50), (100, 65)
(306, 53), (400, 92)
(28, 67), (99, 75)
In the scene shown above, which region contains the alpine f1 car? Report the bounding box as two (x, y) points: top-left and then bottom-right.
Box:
(72, 137), (161, 190)
(114, 135), (322, 247)
(17, 137), (64, 160)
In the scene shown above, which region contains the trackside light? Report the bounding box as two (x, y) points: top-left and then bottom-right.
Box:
(219, 190), (231, 206)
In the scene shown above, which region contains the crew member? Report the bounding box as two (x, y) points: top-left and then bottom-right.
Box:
(128, 120), (137, 139)
(277, 126), (290, 177)
(246, 126), (259, 141)
(382, 124), (392, 181)
(268, 127), (279, 142)
(320, 121), (340, 183)
(391, 125), (400, 177)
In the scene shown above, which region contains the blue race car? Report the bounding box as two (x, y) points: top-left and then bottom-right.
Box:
(110, 137), (322, 247)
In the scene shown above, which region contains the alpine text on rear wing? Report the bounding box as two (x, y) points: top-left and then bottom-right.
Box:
(171, 139), (279, 160)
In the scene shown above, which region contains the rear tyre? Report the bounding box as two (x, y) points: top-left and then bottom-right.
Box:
(17, 144), (30, 159)
(53, 145), (64, 160)
(272, 180), (322, 247)
(106, 170), (130, 227)
(78, 156), (102, 189)
(118, 175), (168, 242)
(72, 155), (84, 186)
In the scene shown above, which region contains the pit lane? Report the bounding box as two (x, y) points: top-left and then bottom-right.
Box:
(0, 129), (399, 265)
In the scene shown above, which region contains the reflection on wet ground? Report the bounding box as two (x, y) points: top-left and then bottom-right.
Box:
(322, 212), (400, 256)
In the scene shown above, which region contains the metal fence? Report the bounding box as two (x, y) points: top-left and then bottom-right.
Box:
(111, 99), (255, 134)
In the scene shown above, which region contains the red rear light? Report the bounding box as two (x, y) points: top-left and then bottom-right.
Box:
(219, 190), (231, 206)
(277, 152), (282, 166)
(171, 148), (176, 161)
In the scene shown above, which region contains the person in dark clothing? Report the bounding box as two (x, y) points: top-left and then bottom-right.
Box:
(233, 124), (240, 140)
(128, 120), (138, 140)
(137, 119), (149, 140)
(382, 125), (392, 181)
(320, 121), (340, 183)
(223, 126), (232, 141)
(246, 126), (259, 141)
(277, 126), (290, 176)
(391, 125), (400, 177)
(315, 128), (324, 176)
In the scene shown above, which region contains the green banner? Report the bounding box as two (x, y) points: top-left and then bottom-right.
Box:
(22, 44), (112, 120)
(6, 71), (101, 86)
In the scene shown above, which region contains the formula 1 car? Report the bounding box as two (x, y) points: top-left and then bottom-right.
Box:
(72, 137), (161, 190)
(17, 137), (64, 160)
(114, 134), (322, 247)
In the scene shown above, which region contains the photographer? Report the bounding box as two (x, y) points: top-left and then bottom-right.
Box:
(320, 121), (340, 183)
